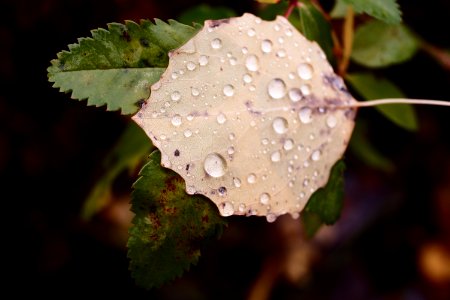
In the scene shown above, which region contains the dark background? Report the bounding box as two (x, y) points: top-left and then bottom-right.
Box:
(1, 0), (449, 298)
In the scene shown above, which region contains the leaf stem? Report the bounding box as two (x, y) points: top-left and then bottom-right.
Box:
(349, 98), (450, 108)
(284, 0), (298, 18)
(338, 6), (354, 76)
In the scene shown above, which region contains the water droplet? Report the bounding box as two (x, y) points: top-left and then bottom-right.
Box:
(267, 78), (286, 99)
(243, 74), (252, 83)
(288, 88), (302, 102)
(299, 192), (305, 198)
(211, 38), (222, 49)
(278, 37), (284, 44)
(272, 117), (288, 134)
(247, 28), (256, 37)
(303, 179), (309, 187)
(283, 139), (294, 151)
(186, 186), (196, 195)
(233, 177), (242, 188)
(260, 193), (271, 205)
(204, 153), (227, 178)
(160, 134), (167, 140)
(219, 201), (234, 217)
(223, 84), (235, 97)
(276, 50), (286, 58)
(242, 47), (248, 54)
(326, 115), (337, 128)
(285, 28), (293, 36)
(151, 81), (161, 91)
(245, 55), (259, 71)
(171, 114), (182, 127)
(311, 150), (321, 161)
(238, 203), (246, 212)
(261, 39), (273, 53)
(171, 72), (178, 79)
(297, 63), (314, 80)
(299, 107), (313, 124)
(229, 133), (235, 140)
(247, 173), (257, 184)
(171, 91), (181, 101)
(266, 213), (277, 223)
(217, 113), (227, 124)
(229, 57), (237, 65)
(198, 55), (208, 66)
(187, 114), (194, 121)
(271, 151), (281, 162)
(261, 138), (269, 145)
(274, 24), (280, 31)
(186, 61), (196, 71)
(300, 84), (311, 96)
(227, 146), (235, 155)
(191, 87), (200, 97)
(184, 129), (192, 137)
(218, 186), (227, 196)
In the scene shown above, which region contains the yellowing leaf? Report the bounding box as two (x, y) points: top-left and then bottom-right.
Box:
(133, 13), (357, 221)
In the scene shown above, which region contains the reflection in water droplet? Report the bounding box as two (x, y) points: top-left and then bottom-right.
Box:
(204, 153), (227, 178)
(219, 201), (234, 217)
(261, 39), (273, 53)
(191, 87), (200, 96)
(266, 213), (277, 223)
(171, 114), (182, 127)
(300, 84), (311, 96)
(247, 173), (257, 184)
(233, 177), (242, 188)
(288, 88), (302, 102)
(271, 151), (281, 162)
(245, 55), (259, 71)
(311, 150), (321, 161)
(184, 129), (192, 137)
(260, 193), (271, 205)
(326, 115), (337, 128)
(186, 61), (196, 71)
(223, 84), (235, 97)
(171, 91), (181, 101)
(297, 63), (314, 80)
(211, 38), (222, 49)
(267, 78), (287, 99)
(283, 139), (294, 151)
(217, 113), (227, 124)
(272, 117), (288, 134)
(243, 74), (252, 83)
(299, 107), (312, 124)
(199, 55), (209, 66)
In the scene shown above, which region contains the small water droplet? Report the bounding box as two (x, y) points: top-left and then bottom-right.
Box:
(198, 55), (209, 66)
(271, 151), (281, 162)
(274, 24), (280, 31)
(242, 47), (248, 54)
(261, 39), (273, 53)
(303, 179), (309, 187)
(238, 203), (246, 212)
(186, 186), (196, 195)
(171, 72), (178, 79)
(151, 82), (161, 91)
(245, 55), (259, 71)
(247, 28), (256, 37)
(233, 177), (242, 188)
(326, 115), (337, 128)
(297, 63), (314, 80)
(218, 186), (227, 196)
(171, 114), (182, 127)
(171, 91), (181, 101)
(299, 192), (305, 198)
(217, 113), (227, 124)
(229, 57), (237, 65)
(211, 38), (222, 49)
(243, 74), (252, 83)
(204, 153), (227, 178)
(299, 107), (312, 124)
(259, 193), (271, 205)
(160, 134), (167, 140)
(300, 84), (311, 96)
(191, 87), (200, 97)
(278, 37), (284, 44)
(288, 88), (302, 102)
(311, 150), (321, 161)
(285, 28), (293, 36)
(184, 129), (192, 137)
(186, 61), (196, 71)
(229, 133), (235, 140)
(267, 78), (286, 99)
(223, 84), (235, 97)
(227, 146), (235, 155)
(247, 173), (257, 184)
(283, 139), (294, 151)
(187, 114), (194, 121)
(276, 49), (286, 58)
(266, 213), (277, 223)
(272, 117), (288, 134)
(219, 201), (234, 217)
(261, 138), (269, 145)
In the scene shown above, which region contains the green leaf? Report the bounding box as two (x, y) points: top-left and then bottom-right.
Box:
(128, 151), (226, 289)
(301, 160), (346, 237)
(82, 122), (153, 220)
(258, 1), (301, 28)
(342, 0), (401, 24)
(330, 0), (350, 19)
(346, 72), (418, 131)
(178, 4), (236, 25)
(298, 2), (334, 62)
(48, 20), (199, 114)
(351, 20), (419, 68)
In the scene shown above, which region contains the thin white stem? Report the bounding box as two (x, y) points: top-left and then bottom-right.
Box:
(348, 98), (450, 108)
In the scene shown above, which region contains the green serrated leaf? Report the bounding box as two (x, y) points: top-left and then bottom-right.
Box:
(351, 20), (419, 68)
(178, 4), (236, 25)
(82, 122), (153, 220)
(346, 72), (418, 131)
(301, 160), (346, 237)
(128, 151), (226, 289)
(298, 2), (334, 62)
(48, 20), (199, 114)
(342, 0), (401, 24)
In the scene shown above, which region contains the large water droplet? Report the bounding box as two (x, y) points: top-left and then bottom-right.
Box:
(272, 117), (288, 134)
(198, 55), (209, 66)
(171, 114), (182, 127)
(299, 107), (312, 124)
(259, 193), (271, 205)
(223, 84), (235, 97)
(247, 173), (257, 184)
(261, 39), (273, 53)
(326, 115), (337, 128)
(245, 55), (259, 72)
(171, 91), (181, 101)
(219, 201), (234, 217)
(204, 153), (227, 178)
(211, 38), (222, 49)
(288, 88), (302, 102)
(283, 139), (294, 151)
(271, 151), (281, 162)
(297, 63), (314, 80)
(311, 150), (321, 161)
(233, 177), (242, 188)
(267, 78), (287, 99)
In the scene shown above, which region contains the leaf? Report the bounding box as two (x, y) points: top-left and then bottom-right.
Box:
(258, 0), (301, 29)
(48, 20), (200, 114)
(133, 13), (358, 221)
(330, 0), (350, 19)
(298, 2), (334, 62)
(178, 4), (236, 25)
(346, 72), (418, 131)
(128, 151), (226, 289)
(255, 0), (281, 3)
(301, 160), (346, 237)
(351, 20), (419, 68)
(342, 0), (401, 24)
(82, 122), (153, 219)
